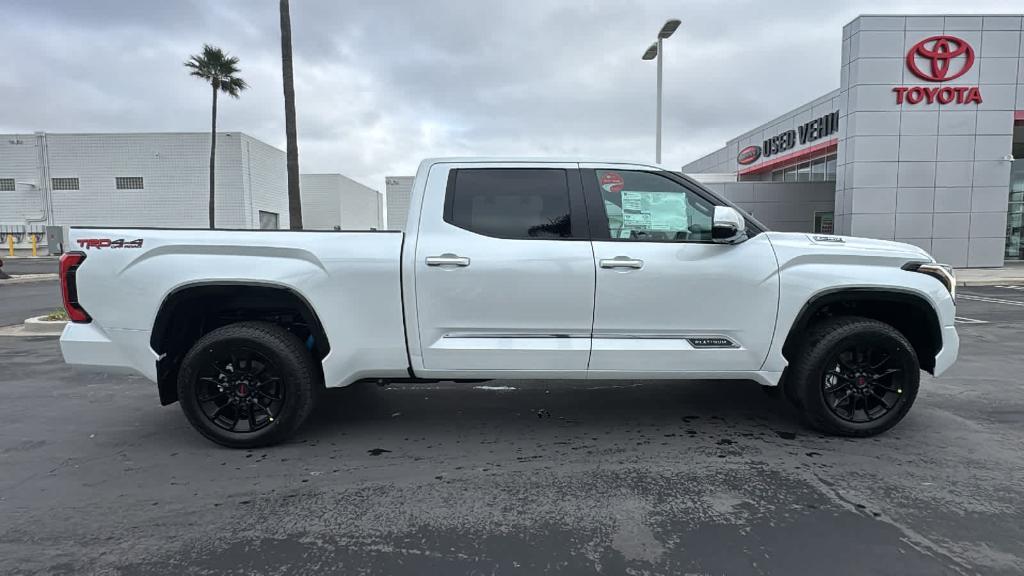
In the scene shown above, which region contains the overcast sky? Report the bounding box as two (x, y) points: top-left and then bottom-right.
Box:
(1, 0), (1018, 189)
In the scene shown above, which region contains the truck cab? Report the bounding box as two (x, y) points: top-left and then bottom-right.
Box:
(405, 161), (779, 382)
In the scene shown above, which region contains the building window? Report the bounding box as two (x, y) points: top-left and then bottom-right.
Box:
(796, 162), (811, 182)
(810, 158), (826, 181)
(814, 211), (835, 234)
(259, 211), (280, 230)
(767, 154), (838, 184)
(0, 178), (14, 191)
(825, 154), (837, 181)
(52, 177), (79, 191)
(115, 177), (144, 190)
(1006, 131), (1024, 260)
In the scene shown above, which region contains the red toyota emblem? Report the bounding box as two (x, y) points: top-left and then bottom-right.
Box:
(906, 35), (975, 82)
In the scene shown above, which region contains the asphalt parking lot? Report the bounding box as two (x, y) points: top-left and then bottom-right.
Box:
(0, 281), (59, 326)
(2, 281), (1024, 575)
(0, 256), (58, 277)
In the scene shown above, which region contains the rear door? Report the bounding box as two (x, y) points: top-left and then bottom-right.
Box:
(412, 163), (595, 375)
(582, 166), (780, 375)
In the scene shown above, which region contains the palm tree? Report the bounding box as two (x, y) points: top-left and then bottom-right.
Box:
(280, 0), (303, 229)
(185, 45), (248, 229)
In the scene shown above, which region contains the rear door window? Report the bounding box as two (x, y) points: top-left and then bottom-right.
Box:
(444, 169), (574, 239)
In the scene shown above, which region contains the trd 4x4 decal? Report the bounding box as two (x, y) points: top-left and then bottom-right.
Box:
(77, 238), (144, 250)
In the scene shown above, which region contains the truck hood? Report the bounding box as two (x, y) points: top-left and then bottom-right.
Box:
(764, 231), (935, 265)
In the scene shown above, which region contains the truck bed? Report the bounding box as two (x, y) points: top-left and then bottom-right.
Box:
(60, 227), (411, 387)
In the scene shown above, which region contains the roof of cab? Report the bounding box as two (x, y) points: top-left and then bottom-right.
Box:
(418, 157), (669, 172)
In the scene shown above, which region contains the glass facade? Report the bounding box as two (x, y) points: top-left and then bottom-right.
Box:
(770, 154), (837, 183)
(1007, 126), (1024, 260)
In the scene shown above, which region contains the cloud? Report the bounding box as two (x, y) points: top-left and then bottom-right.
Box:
(0, 0), (1017, 189)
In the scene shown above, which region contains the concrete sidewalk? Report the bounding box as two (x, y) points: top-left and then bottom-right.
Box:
(956, 263), (1024, 286)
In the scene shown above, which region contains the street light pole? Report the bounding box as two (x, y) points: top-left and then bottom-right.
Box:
(642, 19), (681, 165)
(656, 37), (663, 164)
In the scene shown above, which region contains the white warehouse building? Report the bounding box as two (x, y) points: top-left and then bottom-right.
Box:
(0, 132), (384, 247)
(300, 173), (383, 230)
(1, 132), (289, 232)
(385, 175), (414, 230)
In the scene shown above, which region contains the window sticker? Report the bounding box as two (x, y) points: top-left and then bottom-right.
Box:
(600, 172), (624, 194)
(620, 191), (688, 232)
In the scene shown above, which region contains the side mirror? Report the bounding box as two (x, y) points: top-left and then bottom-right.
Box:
(712, 206), (747, 244)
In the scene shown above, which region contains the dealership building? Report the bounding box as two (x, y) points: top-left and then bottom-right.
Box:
(683, 14), (1024, 268)
(0, 132), (383, 248)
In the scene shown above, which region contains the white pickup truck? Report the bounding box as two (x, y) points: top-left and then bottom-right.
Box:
(59, 159), (959, 447)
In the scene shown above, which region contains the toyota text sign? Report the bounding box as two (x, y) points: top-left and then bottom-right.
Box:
(893, 35), (982, 105)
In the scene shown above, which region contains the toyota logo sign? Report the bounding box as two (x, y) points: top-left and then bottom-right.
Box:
(906, 35), (975, 82)
(892, 35), (982, 105)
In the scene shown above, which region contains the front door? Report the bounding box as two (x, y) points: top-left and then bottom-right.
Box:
(413, 163), (595, 375)
(582, 166), (780, 375)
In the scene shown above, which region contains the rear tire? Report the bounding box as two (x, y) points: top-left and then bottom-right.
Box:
(789, 316), (919, 437)
(177, 321), (317, 448)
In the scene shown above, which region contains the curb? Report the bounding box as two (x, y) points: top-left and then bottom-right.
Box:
(24, 316), (68, 334)
(0, 273), (59, 285)
(0, 317), (64, 338)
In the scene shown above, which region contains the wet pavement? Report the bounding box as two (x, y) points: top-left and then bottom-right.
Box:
(1, 287), (1023, 575)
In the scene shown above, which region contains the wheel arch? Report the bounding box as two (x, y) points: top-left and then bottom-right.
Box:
(150, 281), (330, 406)
(782, 288), (942, 374)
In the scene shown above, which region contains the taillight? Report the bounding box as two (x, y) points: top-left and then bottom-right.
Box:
(59, 251), (91, 323)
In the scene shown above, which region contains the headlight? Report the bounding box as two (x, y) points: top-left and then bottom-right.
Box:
(907, 262), (956, 301)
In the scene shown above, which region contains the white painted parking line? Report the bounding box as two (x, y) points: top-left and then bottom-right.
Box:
(955, 316), (989, 324)
(995, 285), (1024, 291)
(959, 294), (1024, 307)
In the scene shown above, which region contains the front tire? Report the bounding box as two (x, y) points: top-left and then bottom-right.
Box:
(790, 316), (919, 437)
(177, 321), (317, 448)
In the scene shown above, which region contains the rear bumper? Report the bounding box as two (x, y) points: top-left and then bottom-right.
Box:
(933, 324), (959, 377)
(60, 323), (157, 381)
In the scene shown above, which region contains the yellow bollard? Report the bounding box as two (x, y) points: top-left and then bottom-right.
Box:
(31, 234), (37, 257)
(7, 235), (13, 257)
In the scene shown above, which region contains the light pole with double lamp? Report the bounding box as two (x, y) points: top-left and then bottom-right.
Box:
(641, 19), (681, 164)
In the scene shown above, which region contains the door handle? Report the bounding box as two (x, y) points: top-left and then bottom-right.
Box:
(600, 257), (644, 269)
(425, 254), (471, 267)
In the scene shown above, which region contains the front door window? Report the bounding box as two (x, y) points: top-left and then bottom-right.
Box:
(595, 169), (714, 242)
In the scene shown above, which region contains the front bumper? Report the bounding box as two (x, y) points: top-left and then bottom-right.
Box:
(933, 324), (959, 377)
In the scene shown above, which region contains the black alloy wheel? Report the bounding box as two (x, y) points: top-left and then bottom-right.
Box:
(821, 342), (906, 423)
(195, 346), (286, 434)
(177, 321), (317, 448)
(790, 316), (920, 437)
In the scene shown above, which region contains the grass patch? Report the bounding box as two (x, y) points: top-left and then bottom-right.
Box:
(44, 308), (69, 322)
